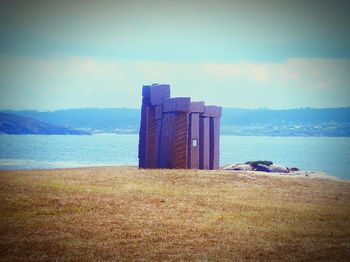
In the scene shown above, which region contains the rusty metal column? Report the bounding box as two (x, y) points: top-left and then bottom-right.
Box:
(154, 105), (163, 167)
(138, 96), (148, 168)
(159, 97), (191, 169)
(138, 84), (170, 168)
(199, 115), (210, 170)
(210, 116), (221, 169)
(201, 106), (222, 170)
(188, 102), (205, 169)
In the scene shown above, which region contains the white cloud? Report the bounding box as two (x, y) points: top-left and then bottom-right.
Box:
(0, 55), (349, 110)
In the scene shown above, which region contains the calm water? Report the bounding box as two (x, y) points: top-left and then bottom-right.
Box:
(0, 134), (349, 179)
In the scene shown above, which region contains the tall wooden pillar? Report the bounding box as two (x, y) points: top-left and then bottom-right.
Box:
(138, 84), (170, 168)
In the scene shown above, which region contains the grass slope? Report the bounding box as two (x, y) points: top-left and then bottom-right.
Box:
(0, 167), (349, 261)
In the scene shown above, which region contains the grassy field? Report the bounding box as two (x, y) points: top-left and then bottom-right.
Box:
(0, 167), (349, 261)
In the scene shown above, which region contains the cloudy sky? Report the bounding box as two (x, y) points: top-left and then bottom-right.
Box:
(0, 0), (349, 110)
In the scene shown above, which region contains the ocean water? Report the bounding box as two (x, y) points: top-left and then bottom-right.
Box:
(0, 134), (349, 179)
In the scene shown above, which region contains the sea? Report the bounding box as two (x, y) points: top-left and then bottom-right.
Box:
(0, 134), (349, 179)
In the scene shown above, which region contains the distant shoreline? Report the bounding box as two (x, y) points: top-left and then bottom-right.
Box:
(2, 107), (350, 137)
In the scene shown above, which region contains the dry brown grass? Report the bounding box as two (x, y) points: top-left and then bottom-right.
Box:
(0, 167), (349, 261)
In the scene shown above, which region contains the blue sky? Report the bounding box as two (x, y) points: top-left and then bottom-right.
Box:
(0, 0), (349, 110)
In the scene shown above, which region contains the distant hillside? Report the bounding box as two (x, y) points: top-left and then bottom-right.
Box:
(0, 112), (90, 135)
(221, 107), (350, 136)
(2, 108), (139, 134)
(2, 107), (350, 136)
(221, 107), (350, 125)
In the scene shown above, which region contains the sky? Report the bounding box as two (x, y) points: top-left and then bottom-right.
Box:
(0, 0), (349, 110)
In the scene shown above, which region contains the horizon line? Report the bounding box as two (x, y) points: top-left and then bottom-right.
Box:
(1, 105), (350, 112)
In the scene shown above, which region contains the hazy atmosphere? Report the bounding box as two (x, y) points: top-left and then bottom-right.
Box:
(1, 1), (350, 260)
(1, 0), (350, 110)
